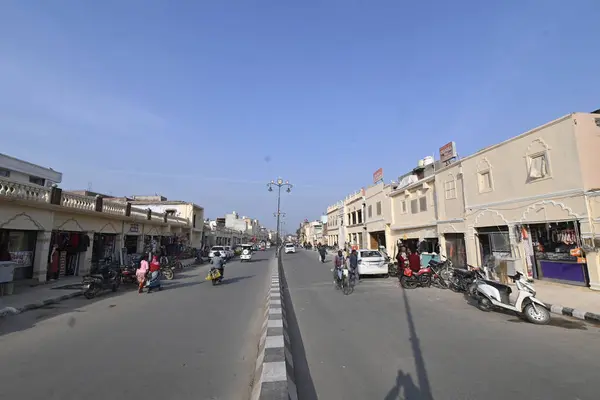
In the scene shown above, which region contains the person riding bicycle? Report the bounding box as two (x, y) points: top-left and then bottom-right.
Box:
(333, 250), (345, 286)
(348, 249), (359, 283)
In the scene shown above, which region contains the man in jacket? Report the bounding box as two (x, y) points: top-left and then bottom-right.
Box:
(348, 249), (359, 282)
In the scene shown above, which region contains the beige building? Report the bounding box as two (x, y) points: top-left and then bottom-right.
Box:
(0, 178), (190, 284)
(364, 182), (393, 253)
(435, 111), (600, 290)
(344, 190), (365, 248)
(326, 201), (344, 247)
(388, 161), (440, 260)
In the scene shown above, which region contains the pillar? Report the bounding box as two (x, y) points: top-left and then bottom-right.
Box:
(78, 233), (95, 276)
(586, 251), (600, 291)
(136, 235), (144, 253)
(32, 231), (52, 283)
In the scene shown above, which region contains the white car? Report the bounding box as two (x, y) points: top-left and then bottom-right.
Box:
(357, 249), (389, 276)
(240, 244), (253, 262)
(209, 246), (226, 259)
(284, 243), (296, 254)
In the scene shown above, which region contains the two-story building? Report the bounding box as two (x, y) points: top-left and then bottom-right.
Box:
(344, 190), (366, 248)
(435, 111), (600, 290)
(389, 160), (440, 261)
(326, 201), (344, 247)
(364, 182), (393, 253)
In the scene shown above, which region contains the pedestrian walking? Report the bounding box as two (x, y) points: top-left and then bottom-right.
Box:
(137, 255), (149, 293)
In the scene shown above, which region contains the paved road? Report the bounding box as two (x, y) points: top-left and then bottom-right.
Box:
(0, 250), (274, 400)
(282, 249), (600, 400)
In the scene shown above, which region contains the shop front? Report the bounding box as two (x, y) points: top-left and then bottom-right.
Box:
(48, 231), (90, 278)
(92, 233), (118, 267)
(391, 225), (439, 266)
(0, 229), (37, 281)
(523, 221), (588, 286)
(368, 231), (387, 250)
(475, 226), (512, 269)
(444, 233), (467, 269)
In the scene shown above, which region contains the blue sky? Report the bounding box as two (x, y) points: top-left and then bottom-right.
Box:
(1, 1), (599, 231)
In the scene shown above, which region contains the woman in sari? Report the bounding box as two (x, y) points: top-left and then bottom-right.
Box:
(136, 255), (149, 293)
(146, 255), (162, 293)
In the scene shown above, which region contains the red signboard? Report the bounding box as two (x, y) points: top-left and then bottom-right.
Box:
(373, 168), (383, 183)
(439, 142), (457, 163)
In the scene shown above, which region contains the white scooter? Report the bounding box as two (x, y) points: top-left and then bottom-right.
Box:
(474, 271), (551, 325)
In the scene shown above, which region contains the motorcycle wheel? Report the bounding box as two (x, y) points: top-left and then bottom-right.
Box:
(523, 303), (551, 325)
(111, 283), (118, 292)
(432, 276), (448, 289)
(212, 278), (218, 286)
(84, 286), (97, 299)
(477, 297), (493, 312)
(162, 268), (174, 280)
(400, 276), (418, 289)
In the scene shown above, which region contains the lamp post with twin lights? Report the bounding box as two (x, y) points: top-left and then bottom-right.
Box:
(267, 178), (292, 253)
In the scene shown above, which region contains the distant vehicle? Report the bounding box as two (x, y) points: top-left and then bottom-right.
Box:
(357, 249), (389, 277)
(284, 243), (296, 254)
(209, 246), (226, 259)
(223, 246), (234, 259)
(240, 244), (253, 262)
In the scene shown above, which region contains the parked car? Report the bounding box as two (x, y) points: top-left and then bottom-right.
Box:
(284, 243), (296, 254)
(357, 249), (389, 277)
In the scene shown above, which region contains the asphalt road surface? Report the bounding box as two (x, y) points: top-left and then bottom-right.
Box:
(0, 250), (274, 400)
(283, 248), (600, 400)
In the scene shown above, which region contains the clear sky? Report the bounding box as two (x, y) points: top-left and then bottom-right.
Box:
(1, 1), (599, 231)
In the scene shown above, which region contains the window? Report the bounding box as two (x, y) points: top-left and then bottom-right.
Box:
(0, 168), (10, 178)
(528, 153), (549, 180)
(444, 179), (456, 199)
(410, 199), (418, 214)
(400, 200), (407, 214)
(419, 196), (427, 212)
(368, 205), (372, 218)
(193, 213), (197, 228)
(478, 171), (492, 192)
(29, 176), (45, 186)
(376, 201), (382, 216)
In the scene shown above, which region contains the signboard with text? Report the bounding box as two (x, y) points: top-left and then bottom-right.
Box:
(439, 142), (457, 163)
(372, 168), (383, 184)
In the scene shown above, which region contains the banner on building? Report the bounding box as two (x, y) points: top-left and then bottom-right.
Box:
(373, 168), (383, 184)
(439, 142), (457, 163)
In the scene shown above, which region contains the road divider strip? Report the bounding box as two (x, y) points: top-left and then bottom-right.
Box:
(251, 255), (296, 400)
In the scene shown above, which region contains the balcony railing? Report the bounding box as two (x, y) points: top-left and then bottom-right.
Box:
(0, 178), (189, 227)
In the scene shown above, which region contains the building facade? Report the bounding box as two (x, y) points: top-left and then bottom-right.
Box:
(364, 182), (393, 253)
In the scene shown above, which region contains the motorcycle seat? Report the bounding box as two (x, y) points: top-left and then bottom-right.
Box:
(482, 279), (512, 294)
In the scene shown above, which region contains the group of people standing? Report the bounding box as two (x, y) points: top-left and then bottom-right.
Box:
(395, 244), (421, 276)
(135, 254), (162, 293)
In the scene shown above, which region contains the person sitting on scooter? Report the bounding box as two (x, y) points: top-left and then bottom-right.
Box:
(212, 251), (226, 279)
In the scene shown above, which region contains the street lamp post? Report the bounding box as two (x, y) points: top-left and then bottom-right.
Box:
(267, 178), (293, 254)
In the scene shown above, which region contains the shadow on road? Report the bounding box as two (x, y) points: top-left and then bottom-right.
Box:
(384, 288), (435, 400)
(161, 280), (205, 290)
(384, 369), (422, 400)
(220, 275), (255, 285)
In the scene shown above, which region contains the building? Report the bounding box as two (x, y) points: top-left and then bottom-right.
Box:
(344, 189), (366, 248)
(0, 158), (190, 284)
(435, 112), (600, 290)
(364, 182), (393, 253)
(0, 153), (62, 188)
(326, 201), (344, 247)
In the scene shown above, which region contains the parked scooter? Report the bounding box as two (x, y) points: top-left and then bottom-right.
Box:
(474, 271), (551, 325)
(82, 266), (121, 299)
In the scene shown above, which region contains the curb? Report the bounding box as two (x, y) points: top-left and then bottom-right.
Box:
(250, 254), (297, 400)
(547, 303), (600, 324)
(0, 291), (83, 318)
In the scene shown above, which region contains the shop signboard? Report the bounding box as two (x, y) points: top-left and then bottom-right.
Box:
(9, 251), (33, 268)
(373, 168), (383, 184)
(129, 223), (140, 233)
(439, 142), (457, 163)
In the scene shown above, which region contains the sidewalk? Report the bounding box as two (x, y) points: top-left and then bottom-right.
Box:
(530, 280), (600, 323)
(0, 276), (83, 317)
(0, 257), (201, 318)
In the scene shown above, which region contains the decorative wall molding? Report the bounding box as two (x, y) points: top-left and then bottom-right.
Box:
(0, 212), (46, 230)
(55, 218), (84, 232)
(466, 188), (584, 210)
(519, 200), (581, 223)
(525, 137), (551, 154)
(472, 208), (510, 226)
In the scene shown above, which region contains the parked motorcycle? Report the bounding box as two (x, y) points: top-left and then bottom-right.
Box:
(82, 266), (121, 299)
(206, 266), (223, 286)
(474, 271), (551, 324)
(399, 259), (447, 289)
(120, 265), (138, 284)
(449, 267), (485, 294)
(161, 266), (174, 280)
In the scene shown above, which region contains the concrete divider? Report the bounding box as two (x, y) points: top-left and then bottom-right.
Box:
(250, 253), (297, 400)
